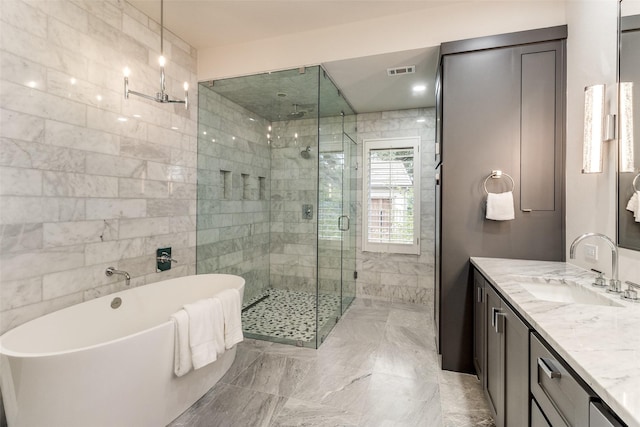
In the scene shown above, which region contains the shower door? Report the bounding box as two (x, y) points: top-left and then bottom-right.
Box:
(340, 121), (357, 314)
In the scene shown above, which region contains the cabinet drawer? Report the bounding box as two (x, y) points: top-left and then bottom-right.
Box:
(530, 333), (593, 427)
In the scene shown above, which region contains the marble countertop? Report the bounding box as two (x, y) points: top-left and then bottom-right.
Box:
(470, 257), (640, 427)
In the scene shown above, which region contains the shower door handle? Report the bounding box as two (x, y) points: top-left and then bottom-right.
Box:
(338, 215), (350, 231)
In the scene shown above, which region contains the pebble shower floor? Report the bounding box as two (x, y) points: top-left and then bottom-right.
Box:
(241, 289), (342, 343)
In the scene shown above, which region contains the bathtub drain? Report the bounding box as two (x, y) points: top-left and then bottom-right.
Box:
(111, 297), (122, 309)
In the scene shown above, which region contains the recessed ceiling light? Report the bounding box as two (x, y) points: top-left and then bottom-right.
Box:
(117, 117), (128, 122)
(70, 78), (77, 85)
(412, 84), (427, 92)
(171, 126), (179, 130)
(26, 81), (37, 88)
(133, 114), (141, 118)
(417, 118), (426, 123)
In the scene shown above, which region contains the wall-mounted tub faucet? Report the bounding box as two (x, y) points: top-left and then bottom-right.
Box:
(569, 233), (621, 293)
(105, 267), (131, 287)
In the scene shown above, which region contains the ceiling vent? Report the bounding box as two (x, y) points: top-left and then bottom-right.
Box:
(387, 65), (416, 76)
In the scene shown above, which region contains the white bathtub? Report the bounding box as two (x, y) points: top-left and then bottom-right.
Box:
(0, 274), (245, 427)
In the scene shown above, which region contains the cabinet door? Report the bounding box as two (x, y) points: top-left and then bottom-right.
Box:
(532, 398), (552, 427)
(473, 270), (485, 386)
(484, 285), (503, 425)
(503, 301), (530, 427)
(485, 281), (531, 427)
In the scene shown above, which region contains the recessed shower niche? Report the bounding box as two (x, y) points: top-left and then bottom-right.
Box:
(196, 66), (357, 348)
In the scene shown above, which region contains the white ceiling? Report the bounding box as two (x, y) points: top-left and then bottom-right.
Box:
(128, 0), (447, 112)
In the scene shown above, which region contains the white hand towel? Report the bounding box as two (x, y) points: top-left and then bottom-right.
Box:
(627, 192), (640, 222)
(486, 191), (515, 221)
(183, 298), (225, 370)
(216, 288), (244, 350)
(170, 309), (193, 377)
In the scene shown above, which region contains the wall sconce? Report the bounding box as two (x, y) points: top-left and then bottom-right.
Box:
(582, 84), (606, 173)
(620, 82), (635, 173)
(122, 0), (188, 109)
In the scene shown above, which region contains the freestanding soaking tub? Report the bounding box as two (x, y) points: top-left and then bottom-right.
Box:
(0, 274), (245, 427)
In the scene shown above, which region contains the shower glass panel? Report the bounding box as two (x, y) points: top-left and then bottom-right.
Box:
(197, 66), (356, 349)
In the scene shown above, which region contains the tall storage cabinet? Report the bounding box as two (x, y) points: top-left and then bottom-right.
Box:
(434, 27), (567, 372)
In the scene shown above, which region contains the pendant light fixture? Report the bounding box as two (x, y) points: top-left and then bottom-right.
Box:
(123, 0), (188, 109)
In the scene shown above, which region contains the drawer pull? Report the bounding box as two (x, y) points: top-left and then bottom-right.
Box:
(494, 311), (506, 333)
(477, 287), (483, 303)
(491, 307), (500, 328)
(538, 357), (562, 380)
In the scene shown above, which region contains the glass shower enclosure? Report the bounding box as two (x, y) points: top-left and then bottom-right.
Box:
(196, 66), (356, 348)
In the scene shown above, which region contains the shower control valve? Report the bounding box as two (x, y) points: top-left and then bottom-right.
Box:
(156, 247), (177, 272)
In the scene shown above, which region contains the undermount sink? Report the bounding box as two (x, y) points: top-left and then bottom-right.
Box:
(512, 276), (624, 307)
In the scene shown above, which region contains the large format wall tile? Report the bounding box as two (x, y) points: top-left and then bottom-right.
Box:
(0, 0), (198, 334)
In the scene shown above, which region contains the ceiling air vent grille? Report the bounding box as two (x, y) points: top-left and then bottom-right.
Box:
(387, 65), (416, 76)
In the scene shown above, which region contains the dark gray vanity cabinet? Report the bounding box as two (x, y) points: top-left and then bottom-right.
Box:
(434, 26), (567, 373)
(485, 284), (530, 427)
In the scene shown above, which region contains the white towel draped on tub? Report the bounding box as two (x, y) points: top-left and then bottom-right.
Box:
(217, 288), (244, 349)
(626, 191), (640, 222)
(170, 309), (193, 377)
(183, 298), (225, 370)
(486, 191), (515, 221)
(170, 290), (244, 377)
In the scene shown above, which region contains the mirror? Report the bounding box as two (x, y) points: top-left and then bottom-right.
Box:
(618, 0), (640, 250)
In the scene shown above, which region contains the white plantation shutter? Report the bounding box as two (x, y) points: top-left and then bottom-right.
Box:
(318, 151), (344, 240)
(363, 137), (420, 254)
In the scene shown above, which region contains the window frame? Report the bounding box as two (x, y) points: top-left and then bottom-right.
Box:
(362, 136), (421, 255)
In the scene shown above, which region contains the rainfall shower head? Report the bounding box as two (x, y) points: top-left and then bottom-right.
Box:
(289, 104), (305, 119)
(300, 146), (311, 159)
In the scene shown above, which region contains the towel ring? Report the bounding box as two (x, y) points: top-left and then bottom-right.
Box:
(483, 170), (515, 195)
(633, 174), (640, 192)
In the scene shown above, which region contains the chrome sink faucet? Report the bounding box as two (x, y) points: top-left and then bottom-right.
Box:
(105, 267), (131, 287)
(569, 233), (621, 293)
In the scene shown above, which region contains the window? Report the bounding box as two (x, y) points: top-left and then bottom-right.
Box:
(362, 137), (420, 254)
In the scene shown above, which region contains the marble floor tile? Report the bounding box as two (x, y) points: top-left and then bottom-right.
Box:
(382, 324), (435, 351)
(262, 341), (319, 361)
(230, 353), (313, 397)
(327, 317), (387, 343)
(443, 413), (496, 427)
(168, 383), (286, 427)
(342, 304), (391, 323)
(373, 340), (440, 383)
(359, 375), (442, 426)
(271, 398), (361, 427)
(387, 308), (432, 330)
(438, 371), (489, 416)
(292, 361), (372, 413)
(170, 299), (493, 427)
(219, 345), (264, 384)
(316, 335), (380, 370)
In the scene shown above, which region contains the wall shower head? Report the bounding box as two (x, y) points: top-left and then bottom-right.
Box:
(289, 103), (305, 119)
(300, 146), (311, 159)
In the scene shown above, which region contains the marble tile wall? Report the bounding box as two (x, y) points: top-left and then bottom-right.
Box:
(269, 118), (318, 294)
(356, 108), (436, 306)
(0, 0), (198, 333)
(196, 85), (271, 302)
